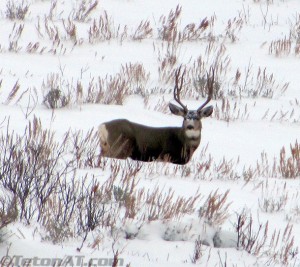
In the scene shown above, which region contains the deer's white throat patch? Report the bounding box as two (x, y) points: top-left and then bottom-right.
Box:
(185, 129), (201, 139)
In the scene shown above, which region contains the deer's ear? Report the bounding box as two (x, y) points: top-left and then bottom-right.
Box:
(199, 105), (213, 118)
(169, 103), (186, 117)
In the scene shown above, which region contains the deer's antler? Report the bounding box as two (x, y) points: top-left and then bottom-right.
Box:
(173, 65), (188, 113)
(197, 66), (215, 112)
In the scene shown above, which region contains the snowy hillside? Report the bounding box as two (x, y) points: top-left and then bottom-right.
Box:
(0, 0), (300, 266)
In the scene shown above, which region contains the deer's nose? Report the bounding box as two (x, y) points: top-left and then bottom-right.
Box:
(187, 125), (194, 130)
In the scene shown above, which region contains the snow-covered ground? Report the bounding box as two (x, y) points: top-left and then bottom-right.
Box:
(0, 0), (300, 266)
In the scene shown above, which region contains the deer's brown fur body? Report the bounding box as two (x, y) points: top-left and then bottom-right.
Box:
(99, 119), (201, 164)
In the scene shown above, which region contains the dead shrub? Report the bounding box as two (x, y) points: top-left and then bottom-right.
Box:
(8, 23), (24, 52)
(43, 88), (70, 109)
(71, 0), (98, 22)
(6, 0), (29, 20)
(269, 36), (292, 57)
(120, 63), (150, 95)
(234, 63), (289, 98)
(258, 181), (288, 213)
(3, 80), (20, 105)
(70, 128), (101, 168)
(224, 16), (243, 43)
(102, 74), (129, 105)
(191, 236), (203, 263)
(179, 17), (212, 42)
(214, 98), (250, 122)
(63, 18), (78, 44)
(131, 20), (153, 41)
(88, 11), (117, 43)
(235, 209), (268, 255)
(76, 176), (120, 250)
(267, 224), (298, 265)
(158, 5), (181, 42)
(41, 177), (79, 243)
(145, 187), (201, 222)
(279, 140), (300, 178)
(0, 118), (72, 224)
(158, 5), (213, 43)
(189, 43), (229, 99)
(155, 41), (181, 85)
(198, 190), (231, 226)
(0, 194), (18, 230)
(42, 73), (71, 108)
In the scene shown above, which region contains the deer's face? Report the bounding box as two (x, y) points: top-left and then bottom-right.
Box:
(169, 103), (213, 138)
(183, 110), (202, 130)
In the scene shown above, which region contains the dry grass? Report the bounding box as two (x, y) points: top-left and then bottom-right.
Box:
(158, 5), (214, 43)
(40, 62), (150, 109)
(70, 128), (101, 168)
(6, 0), (30, 20)
(234, 63), (289, 98)
(119, 63), (150, 96)
(191, 236), (203, 263)
(0, 195), (17, 230)
(62, 18), (78, 44)
(88, 11), (115, 43)
(0, 118), (72, 224)
(199, 190), (231, 226)
(233, 208), (299, 264)
(4, 80), (20, 105)
(155, 41), (181, 85)
(267, 224), (298, 265)
(235, 209), (268, 255)
(258, 181), (288, 213)
(131, 20), (153, 41)
(254, 140), (300, 179)
(224, 16), (244, 43)
(279, 140), (300, 178)
(71, 0), (98, 22)
(8, 23), (24, 52)
(42, 73), (71, 108)
(214, 98), (250, 122)
(158, 5), (182, 42)
(269, 36), (292, 57)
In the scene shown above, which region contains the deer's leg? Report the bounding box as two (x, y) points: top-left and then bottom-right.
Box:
(157, 153), (172, 163)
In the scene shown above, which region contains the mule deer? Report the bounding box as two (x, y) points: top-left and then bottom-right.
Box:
(99, 66), (214, 165)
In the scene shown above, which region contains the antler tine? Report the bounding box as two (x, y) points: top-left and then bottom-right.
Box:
(173, 65), (188, 112)
(197, 66), (215, 112)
